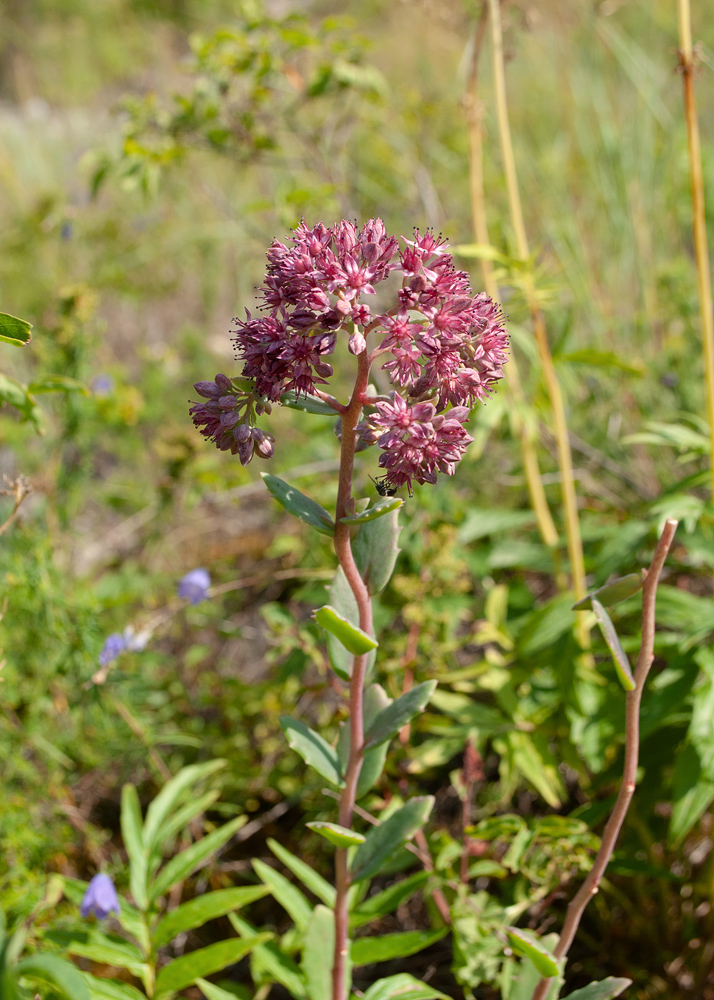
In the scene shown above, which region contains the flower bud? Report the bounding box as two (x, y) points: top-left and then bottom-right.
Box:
(348, 331), (367, 355)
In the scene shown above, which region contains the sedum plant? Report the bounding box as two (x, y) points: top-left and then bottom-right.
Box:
(187, 217), (508, 999)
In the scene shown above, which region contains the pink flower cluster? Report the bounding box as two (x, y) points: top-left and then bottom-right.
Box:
(189, 374), (274, 465)
(192, 219), (508, 486)
(368, 394), (473, 494)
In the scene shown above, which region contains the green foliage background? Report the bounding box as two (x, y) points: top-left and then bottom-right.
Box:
(1, 1), (714, 997)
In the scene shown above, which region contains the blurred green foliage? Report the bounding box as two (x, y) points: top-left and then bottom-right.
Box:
(2, 0), (714, 997)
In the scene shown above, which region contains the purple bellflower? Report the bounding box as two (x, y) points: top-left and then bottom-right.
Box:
(178, 568), (211, 604)
(80, 874), (120, 919)
(98, 633), (126, 667)
(190, 219), (508, 492)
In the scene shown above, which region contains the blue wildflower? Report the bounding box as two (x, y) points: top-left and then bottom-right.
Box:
(98, 632), (126, 667)
(80, 874), (120, 919)
(178, 568), (211, 605)
(91, 374), (114, 397)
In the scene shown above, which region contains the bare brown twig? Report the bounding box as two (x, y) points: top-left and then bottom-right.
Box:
(531, 519), (678, 1000)
(0, 474), (32, 537)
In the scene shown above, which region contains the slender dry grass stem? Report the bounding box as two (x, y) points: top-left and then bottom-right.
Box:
(677, 1), (714, 508)
(463, 5), (558, 551)
(486, 0), (588, 634)
(531, 519), (678, 1000)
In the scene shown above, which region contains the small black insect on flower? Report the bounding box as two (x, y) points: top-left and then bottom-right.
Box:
(370, 475), (398, 497)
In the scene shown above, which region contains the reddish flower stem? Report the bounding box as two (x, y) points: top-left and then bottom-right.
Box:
(531, 519), (678, 1000)
(331, 350), (374, 1000)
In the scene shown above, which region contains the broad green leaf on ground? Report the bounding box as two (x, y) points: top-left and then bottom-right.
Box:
(457, 507), (536, 544)
(498, 731), (564, 808)
(364, 681), (437, 749)
(351, 797), (434, 882)
(313, 605), (378, 654)
(572, 573), (643, 610)
(152, 886), (269, 948)
(279, 715), (344, 787)
(306, 822), (366, 847)
(515, 594), (575, 656)
(361, 973), (450, 1000)
(253, 859), (313, 931)
(351, 506), (402, 593)
(324, 566), (377, 680)
(560, 979), (632, 1000)
(16, 954), (90, 1000)
(669, 744), (714, 846)
(351, 928), (447, 965)
(229, 914), (306, 999)
(143, 760), (227, 856)
(559, 349), (643, 374)
(350, 871), (430, 929)
(267, 838), (336, 907)
(0, 312), (32, 346)
(505, 927), (559, 977)
(591, 599), (635, 691)
(148, 791), (222, 874)
(261, 474), (334, 536)
(82, 973), (146, 1000)
(340, 497), (403, 524)
(428, 690), (507, 734)
(121, 783), (148, 910)
(150, 816), (244, 902)
(154, 935), (270, 995)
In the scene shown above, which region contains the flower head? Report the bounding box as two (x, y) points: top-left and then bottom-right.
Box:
(81, 874), (120, 920)
(98, 633), (125, 667)
(191, 220), (507, 485)
(179, 568), (211, 605)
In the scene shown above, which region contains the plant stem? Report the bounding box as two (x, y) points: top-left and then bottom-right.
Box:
(487, 0), (587, 633)
(331, 350), (374, 1000)
(677, 2), (714, 508)
(530, 519), (678, 1000)
(464, 4), (558, 551)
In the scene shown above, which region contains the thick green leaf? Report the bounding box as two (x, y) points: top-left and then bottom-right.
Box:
(302, 906), (348, 1000)
(279, 390), (339, 415)
(150, 816), (244, 902)
(306, 822), (366, 847)
(314, 605), (378, 655)
(669, 745), (714, 846)
(121, 784), (148, 911)
(154, 934), (270, 994)
(350, 871), (430, 929)
(340, 497), (403, 524)
(45, 930), (147, 979)
(352, 507), (402, 594)
(505, 927), (559, 978)
(279, 716), (344, 787)
(325, 566), (377, 680)
(252, 859), (312, 931)
(0, 967), (20, 1000)
(261, 474), (335, 536)
(16, 954), (90, 1000)
(351, 928), (447, 965)
(229, 914), (306, 999)
(152, 886), (269, 949)
(361, 973), (450, 1000)
(82, 972), (146, 1000)
(143, 760), (227, 858)
(28, 375), (88, 395)
(572, 573), (643, 610)
(364, 682), (436, 749)
(591, 598), (635, 691)
(196, 978), (248, 1000)
(337, 684), (392, 799)
(351, 797), (434, 882)
(560, 978), (632, 1000)
(0, 312), (32, 346)
(267, 839), (336, 907)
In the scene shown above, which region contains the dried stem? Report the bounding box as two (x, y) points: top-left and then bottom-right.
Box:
(0, 475), (32, 537)
(677, 2), (714, 507)
(531, 519), (678, 1000)
(487, 0), (587, 635)
(464, 4), (558, 551)
(331, 350), (374, 1000)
